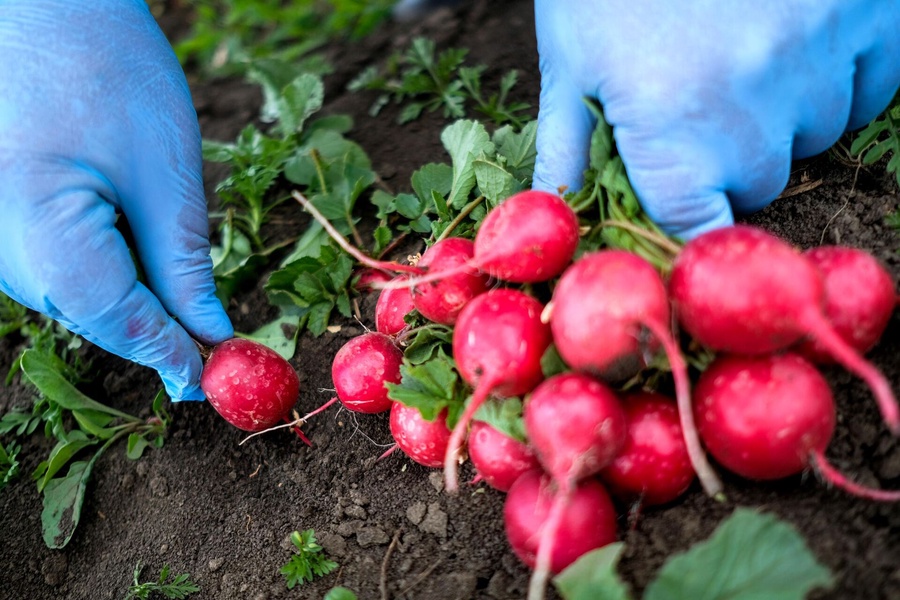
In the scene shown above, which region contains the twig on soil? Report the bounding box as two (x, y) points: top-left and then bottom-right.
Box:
(249, 464), (262, 478)
(776, 178), (824, 199)
(380, 529), (402, 600)
(819, 163), (861, 245)
(397, 558), (444, 598)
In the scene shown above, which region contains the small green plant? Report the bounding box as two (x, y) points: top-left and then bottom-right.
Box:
(349, 37), (531, 128)
(125, 562), (200, 600)
(170, 0), (394, 76)
(1, 338), (170, 548)
(280, 529), (339, 589)
(851, 92), (900, 189)
(0, 440), (20, 491)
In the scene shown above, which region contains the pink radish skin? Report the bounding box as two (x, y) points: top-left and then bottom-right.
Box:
(522, 372), (626, 600)
(600, 392), (696, 506)
(795, 246), (896, 363)
(353, 268), (393, 293)
(524, 373), (627, 484)
(375, 277), (416, 336)
(201, 338), (300, 432)
(694, 352), (900, 501)
(412, 237), (490, 326)
(447, 289), (552, 493)
(389, 404), (452, 468)
(474, 190), (580, 283)
(468, 420), (540, 492)
(331, 332), (403, 414)
(669, 225), (899, 433)
(504, 470), (617, 575)
(371, 191), (580, 292)
(548, 250), (721, 498)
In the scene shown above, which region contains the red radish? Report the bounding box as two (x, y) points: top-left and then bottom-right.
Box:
(669, 225), (899, 433)
(389, 403), (452, 468)
(694, 352), (900, 501)
(522, 372), (626, 600)
(468, 420), (540, 492)
(548, 250), (721, 498)
(331, 332), (403, 414)
(524, 373), (627, 484)
(373, 190), (580, 291)
(600, 392), (696, 506)
(353, 268), (393, 292)
(412, 237), (490, 326)
(375, 277), (416, 336)
(446, 289), (552, 493)
(795, 245), (896, 363)
(201, 338), (300, 432)
(474, 190), (580, 283)
(504, 470), (617, 575)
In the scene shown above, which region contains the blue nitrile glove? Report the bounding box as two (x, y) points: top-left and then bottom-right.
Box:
(392, 0), (461, 22)
(533, 1), (900, 239)
(0, 1), (233, 401)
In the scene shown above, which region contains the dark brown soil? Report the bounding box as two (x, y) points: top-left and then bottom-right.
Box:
(2, 2), (900, 599)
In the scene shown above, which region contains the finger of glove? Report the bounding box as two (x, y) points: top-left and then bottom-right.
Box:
(612, 125), (737, 240)
(114, 54), (233, 347)
(847, 49), (900, 132)
(26, 190), (206, 401)
(533, 76), (596, 195)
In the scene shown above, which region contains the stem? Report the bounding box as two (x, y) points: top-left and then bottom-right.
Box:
(237, 398), (340, 447)
(435, 195), (486, 243)
(527, 482), (572, 600)
(644, 317), (724, 498)
(444, 376), (498, 494)
(293, 190), (426, 276)
(371, 260), (477, 291)
(801, 310), (899, 434)
(598, 219), (682, 257)
(811, 450), (900, 501)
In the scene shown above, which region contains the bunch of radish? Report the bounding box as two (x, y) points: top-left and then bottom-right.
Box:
(201, 189), (897, 600)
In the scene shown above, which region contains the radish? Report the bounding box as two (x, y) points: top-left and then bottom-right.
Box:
(375, 277), (416, 336)
(201, 338), (300, 432)
(795, 245), (896, 363)
(446, 289), (552, 493)
(389, 403), (452, 468)
(467, 420), (540, 492)
(694, 352), (900, 501)
(521, 372), (626, 600)
(412, 237), (490, 326)
(373, 190), (580, 291)
(504, 470), (617, 576)
(353, 268), (393, 293)
(547, 250), (721, 498)
(669, 225), (899, 433)
(474, 190), (580, 283)
(600, 392), (696, 506)
(331, 332), (403, 414)
(524, 373), (627, 484)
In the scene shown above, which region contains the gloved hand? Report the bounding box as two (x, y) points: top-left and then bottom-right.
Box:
(533, 0), (900, 239)
(0, 1), (233, 400)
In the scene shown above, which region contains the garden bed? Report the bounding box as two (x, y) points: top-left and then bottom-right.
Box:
(1, 1), (899, 599)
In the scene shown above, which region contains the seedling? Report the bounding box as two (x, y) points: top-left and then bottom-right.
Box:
(281, 529), (339, 589)
(125, 562), (200, 600)
(850, 92), (900, 189)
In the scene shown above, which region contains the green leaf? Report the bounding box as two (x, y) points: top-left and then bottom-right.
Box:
(36, 431), (96, 492)
(324, 587), (358, 600)
(41, 457), (97, 548)
(441, 120), (494, 208)
(0, 440), (21, 490)
(474, 157), (521, 206)
(411, 163), (454, 205)
(281, 529), (339, 589)
(541, 344), (569, 379)
(644, 508), (833, 600)
(402, 325), (453, 364)
(20, 350), (133, 420)
(493, 120), (538, 175)
(473, 397), (527, 443)
(72, 409), (117, 440)
(241, 312), (301, 360)
(385, 352), (467, 426)
(554, 543), (632, 600)
(126, 433), (151, 461)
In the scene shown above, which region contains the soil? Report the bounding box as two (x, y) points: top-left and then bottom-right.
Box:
(2, 1), (900, 599)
